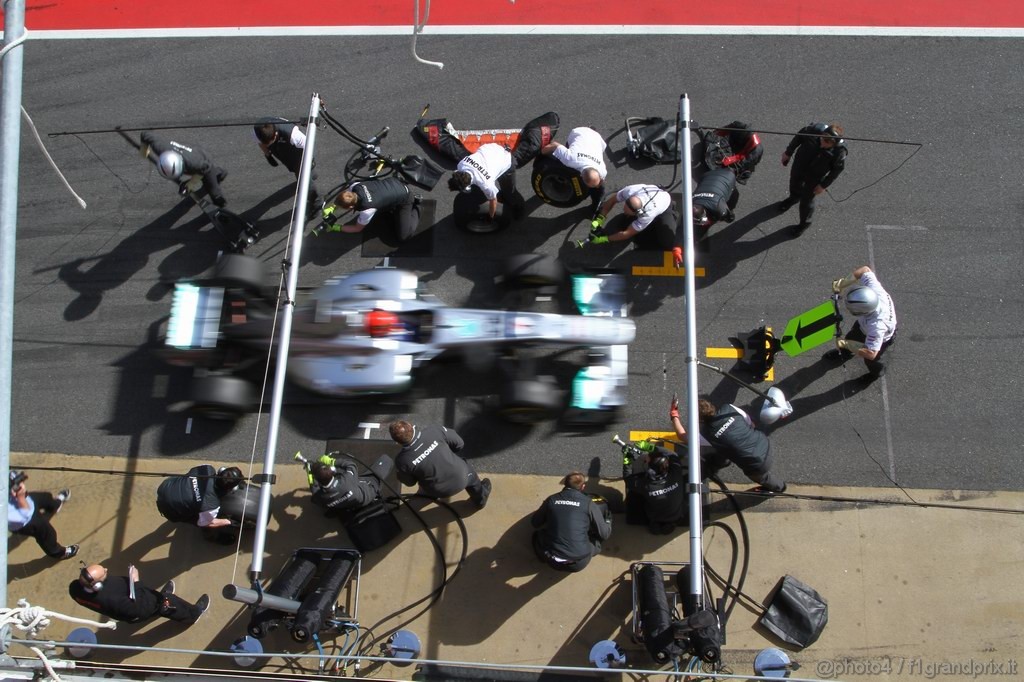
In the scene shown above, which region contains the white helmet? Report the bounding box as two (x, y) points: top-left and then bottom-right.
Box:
(844, 286), (879, 315)
(157, 150), (184, 180)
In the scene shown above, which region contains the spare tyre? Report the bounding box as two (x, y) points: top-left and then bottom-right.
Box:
(532, 154), (586, 208)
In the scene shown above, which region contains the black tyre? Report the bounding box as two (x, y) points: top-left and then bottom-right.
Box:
(498, 378), (562, 424)
(211, 254), (266, 293)
(220, 483), (261, 523)
(531, 155), (586, 208)
(453, 188), (505, 234)
(503, 253), (564, 289)
(190, 374), (256, 421)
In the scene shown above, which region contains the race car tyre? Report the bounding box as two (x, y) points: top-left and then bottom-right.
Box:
(503, 253), (564, 289)
(190, 374), (257, 421)
(498, 378), (563, 424)
(219, 483), (262, 523)
(531, 154), (586, 208)
(211, 254), (266, 293)
(453, 189), (507, 234)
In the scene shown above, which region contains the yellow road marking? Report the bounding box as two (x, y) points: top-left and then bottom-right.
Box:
(632, 251), (705, 277)
(629, 430), (677, 442)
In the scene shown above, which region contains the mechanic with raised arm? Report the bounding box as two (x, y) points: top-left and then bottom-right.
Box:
(70, 563), (209, 626)
(826, 265), (897, 380)
(318, 177), (422, 240)
(586, 184), (682, 266)
(140, 131), (229, 207)
(692, 168), (740, 236)
(8, 471), (78, 560)
(253, 116), (322, 216)
(531, 471), (612, 572)
(540, 125), (608, 209)
(447, 143), (524, 220)
(305, 452), (394, 515)
(390, 420), (492, 508)
(156, 465), (245, 537)
(778, 122), (847, 234)
(670, 396), (786, 493)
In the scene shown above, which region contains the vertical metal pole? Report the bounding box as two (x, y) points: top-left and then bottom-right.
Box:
(248, 93), (320, 583)
(0, 0), (28, 606)
(679, 94), (705, 605)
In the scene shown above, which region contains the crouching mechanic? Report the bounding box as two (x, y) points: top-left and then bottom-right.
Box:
(156, 465), (246, 538)
(447, 143), (524, 221)
(318, 177), (422, 240)
(585, 184), (683, 267)
(827, 265), (897, 379)
(253, 116), (322, 217)
(140, 131), (228, 207)
(540, 126), (608, 210)
(671, 397), (786, 493)
(622, 441), (687, 535)
(692, 168), (740, 236)
(306, 452), (394, 515)
(531, 472), (612, 572)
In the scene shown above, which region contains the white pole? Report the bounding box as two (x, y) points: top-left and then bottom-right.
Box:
(248, 93), (320, 583)
(678, 94), (705, 605)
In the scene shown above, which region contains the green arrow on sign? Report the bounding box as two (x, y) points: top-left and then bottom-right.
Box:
(779, 300), (841, 356)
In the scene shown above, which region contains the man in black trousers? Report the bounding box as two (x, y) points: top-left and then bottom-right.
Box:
(69, 563), (209, 626)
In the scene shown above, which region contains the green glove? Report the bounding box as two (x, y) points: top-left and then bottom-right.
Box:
(636, 439), (655, 453)
(590, 215), (606, 230)
(590, 235), (609, 245)
(317, 454), (335, 466)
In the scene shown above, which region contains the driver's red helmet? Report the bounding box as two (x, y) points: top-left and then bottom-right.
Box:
(366, 309), (400, 338)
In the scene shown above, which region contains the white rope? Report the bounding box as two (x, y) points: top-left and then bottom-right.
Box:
(21, 107), (88, 208)
(0, 600), (117, 637)
(0, 30), (27, 59)
(29, 646), (64, 682)
(412, 0), (444, 69)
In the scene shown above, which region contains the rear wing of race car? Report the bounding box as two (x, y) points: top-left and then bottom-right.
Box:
(162, 282), (225, 363)
(567, 272), (630, 424)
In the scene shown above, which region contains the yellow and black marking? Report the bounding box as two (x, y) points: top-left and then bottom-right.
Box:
(631, 251), (705, 277)
(629, 431), (677, 443)
(705, 326), (775, 381)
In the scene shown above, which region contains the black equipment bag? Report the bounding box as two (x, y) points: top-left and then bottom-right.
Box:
(758, 575), (829, 648)
(399, 154), (445, 191)
(344, 500), (402, 552)
(627, 117), (680, 164)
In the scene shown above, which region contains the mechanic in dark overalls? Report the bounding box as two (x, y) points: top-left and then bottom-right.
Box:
(307, 453), (393, 516)
(390, 420), (491, 508)
(254, 116), (322, 214)
(630, 446), (687, 535)
(531, 472), (612, 572)
(320, 177), (421, 240)
(692, 167), (740, 236)
(140, 131), (228, 206)
(778, 122), (847, 234)
(156, 465), (244, 532)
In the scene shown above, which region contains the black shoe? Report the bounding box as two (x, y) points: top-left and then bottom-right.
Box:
(193, 594), (211, 623)
(474, 478), (492, 509)
(161, 580), (176, 596)
(777, 199), (793, 212)
(61, 544), (80, 560)
(789, 222), (811, 236)
(56, 489), (71, 513)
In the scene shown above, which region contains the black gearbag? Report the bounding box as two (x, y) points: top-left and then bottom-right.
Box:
(344, 500), (402, 552)
(758, 574), (829, 648)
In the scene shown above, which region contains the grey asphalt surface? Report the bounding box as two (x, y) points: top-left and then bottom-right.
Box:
(11, 35), (1024, 491)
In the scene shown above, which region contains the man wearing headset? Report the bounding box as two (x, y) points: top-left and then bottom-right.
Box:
(587, 184), (682, 266)
(69, 563), (209, 625)
(623, 444), (687, 535)
(778, 122), (847, 234)
(692, 168), (740, 236)
(390, 420), (491, 508)
(826, 265), (897, 379)
(531, 471), (612, 572)
(306, 452), (394, 515)
(253, 116), (322, 216)
(140, 131), (228, 207)
(318, 178), (422, 240)
(156, 465), (245, 532)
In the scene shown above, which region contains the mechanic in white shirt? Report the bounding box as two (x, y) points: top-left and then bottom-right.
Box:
(541, 126), (608, 209)
(447, 143), (523, 219)
(587, 184), (682, 265)
(827, 265), (897, 379)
